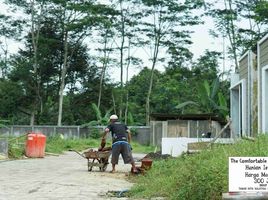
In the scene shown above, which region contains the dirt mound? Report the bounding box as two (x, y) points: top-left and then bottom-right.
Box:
(143, 151), (171, 160)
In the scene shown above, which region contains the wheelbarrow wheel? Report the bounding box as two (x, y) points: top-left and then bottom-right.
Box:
(88, 158), (94, 171)
(99, 158), (109, 172)
(101, 163), (108, 172)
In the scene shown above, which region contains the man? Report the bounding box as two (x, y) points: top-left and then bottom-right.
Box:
(102, 114), (137, 173)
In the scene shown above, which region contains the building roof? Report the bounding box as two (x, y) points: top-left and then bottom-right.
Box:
(150, 113), (226, 125)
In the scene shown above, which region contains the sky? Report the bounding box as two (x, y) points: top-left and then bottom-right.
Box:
(108, 16), (231, 83)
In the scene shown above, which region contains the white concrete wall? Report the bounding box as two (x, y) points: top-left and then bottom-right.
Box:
(162, 137), (234, 157)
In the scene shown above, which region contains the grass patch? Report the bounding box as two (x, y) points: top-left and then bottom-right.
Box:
(129, 135), (268, 200)
(131, 142), (156, 153)
(46, 135), (155, 154)
(5, 134), (155, 158)
(45, 135), (100, 154)
(7, 135), (27, 159)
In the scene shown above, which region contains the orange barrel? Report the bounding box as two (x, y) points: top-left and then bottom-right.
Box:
(25, 133), (46, 158)
(36, 133), (46, 157)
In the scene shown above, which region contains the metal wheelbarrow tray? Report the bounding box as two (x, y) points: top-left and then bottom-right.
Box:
(74, 147), (112, 172)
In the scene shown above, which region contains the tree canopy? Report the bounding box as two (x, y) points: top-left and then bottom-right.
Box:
(1, 0), (267, 125)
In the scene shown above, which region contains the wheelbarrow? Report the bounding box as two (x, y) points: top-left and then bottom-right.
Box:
(73, 147), (112, 172)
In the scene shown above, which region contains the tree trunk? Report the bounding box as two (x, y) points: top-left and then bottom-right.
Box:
(98, 31), (109, 109)
(224, 0), (239, 71)
(145, 68), (154, 126)
(30, 111), (35, 126)
(58, 30), (68, 126)
(30, 0), (44, 125)
(146, 35), (160, 125)
(119, 0), (125, 119)
(124, 39), (131, 124)
(98, 67), (105, 109)
(112, 90), (117, 114)
(0, 37), (8, 79)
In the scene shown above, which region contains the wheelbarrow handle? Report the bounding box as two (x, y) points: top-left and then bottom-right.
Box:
(71, 149), (86, 158)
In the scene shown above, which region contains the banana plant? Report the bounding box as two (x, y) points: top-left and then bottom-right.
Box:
(0, 119), (9, 129)
(82, 103), (113, 127)
(175, 78), (228, 118)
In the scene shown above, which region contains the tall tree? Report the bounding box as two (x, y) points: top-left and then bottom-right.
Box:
(94, 23), (116, 110)
(45, 0), (115, 125)
(124, 44), (143, 123)
(8, 17), (95, 125)
(30, 0), (46, 125)
(127, 67), (161, 125)
(236, 0), (268, 51)
(107, 0), (143, 119)
(191, 50), (220, 82)
(0, 80), (24, 121)
(4, 0), (50, 125)
(208, 0), (241, 71)
(0, 14), (23, 79)
(138, 0), (204, 125)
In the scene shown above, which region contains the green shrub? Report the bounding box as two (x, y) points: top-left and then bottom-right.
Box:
(8, 142), (25, 158)
(131, 142), (155, 153)
(7, 135), (27, 159)
(130, 127), (138, 136)
(90, 128), (102, 139)
(45, 135), (66, 153)
(130, 135), (268, 200)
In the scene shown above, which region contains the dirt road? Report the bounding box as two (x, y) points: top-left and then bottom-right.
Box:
(0, 151), (146, 200)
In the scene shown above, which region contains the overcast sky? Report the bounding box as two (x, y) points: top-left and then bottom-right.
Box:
(108, 16), (230, 83)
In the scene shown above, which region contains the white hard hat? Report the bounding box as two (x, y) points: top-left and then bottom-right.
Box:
(110, 114), (118, 120)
